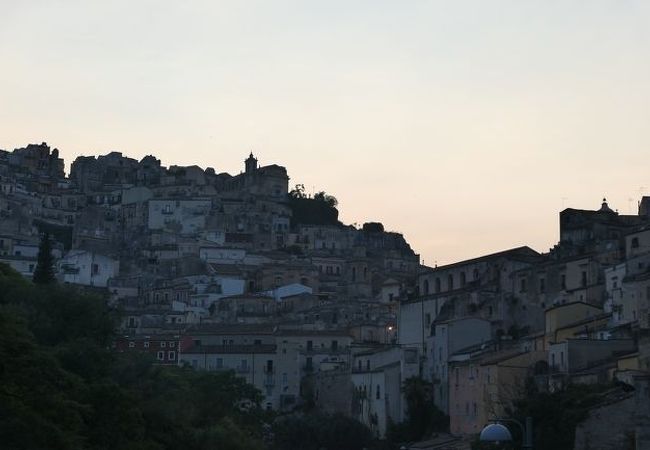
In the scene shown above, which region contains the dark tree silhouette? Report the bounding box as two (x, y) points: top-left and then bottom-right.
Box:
(33, 232), (56, 284)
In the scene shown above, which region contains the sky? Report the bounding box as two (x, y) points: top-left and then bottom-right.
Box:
(1, 0), (649, 266)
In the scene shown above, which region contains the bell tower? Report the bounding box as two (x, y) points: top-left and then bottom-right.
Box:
(245, 152), (258, 174)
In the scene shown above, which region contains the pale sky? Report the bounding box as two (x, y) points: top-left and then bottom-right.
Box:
(1, 1), (649, 265)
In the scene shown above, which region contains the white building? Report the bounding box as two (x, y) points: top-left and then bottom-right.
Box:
(58, 250), (119, 287)
(147, 198), (212, 235)
(428, 317), (492, 414)
(351, 346), (420, 437)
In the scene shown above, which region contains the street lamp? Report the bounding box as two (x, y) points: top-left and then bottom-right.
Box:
(479, 417), (533, 450)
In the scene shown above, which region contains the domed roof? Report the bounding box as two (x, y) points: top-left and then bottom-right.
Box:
(480, 423), (513, 443)
(599, 198), (615, 214)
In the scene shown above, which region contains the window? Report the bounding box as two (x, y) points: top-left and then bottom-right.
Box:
(435, 278), (441, 293)
(28, 264), (34, 272)
(144, 341), (150, 348)
(168, 351), (176, 360)
(160, 342), (166, 348)
(128, 341), (135, 348)
(91, 263), (99, 275)
(307, 340), (313, 351)
(363, 267), (367, 280)
(331, 340), (338, 350)
(561, 274), (566, 290)
(632, 237), (640, 248)
(376, 384), (381, 400)
(254, 339), (262, 346)
(520, 278), (527, 293)
(460, 272), (466, 287)
(352, 267), (356, 282)
(157, 351), (165, 361)
(448, 274), (454, 291)
(216, 358), (223, 368)
(366, 360), (371, 370)
(425, 313), (431, 327)
(424, 279), (430, 295)
(581, 271), (588, 288)
(539, 278), (546, 294)
(169, 342), (175, 348)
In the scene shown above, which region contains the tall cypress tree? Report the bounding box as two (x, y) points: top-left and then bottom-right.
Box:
(33, 232), (56, 284)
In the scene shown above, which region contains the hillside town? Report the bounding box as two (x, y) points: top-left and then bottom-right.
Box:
(2, 141), (650, 449)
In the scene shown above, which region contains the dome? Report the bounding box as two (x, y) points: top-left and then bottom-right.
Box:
(479, 423), (513, 443)
(599, 198), (615, 214)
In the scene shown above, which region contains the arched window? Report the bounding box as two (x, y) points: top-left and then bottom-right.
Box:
(435, 278), (441, 293)
(448, 274), (454, 291)
(424, 279), (430, 295)
(460, 272), (466, 287)
(352, 267), (356, 282)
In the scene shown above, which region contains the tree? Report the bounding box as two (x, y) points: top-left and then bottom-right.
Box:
(33, 232), (56, 284)
(288, 184), (307, 199)
(0, 264), (268, 450)
(271, 413), (373, 450)
(389, 376), (448, 442)
(314, 191), (338, 208)
(506, 382), (619, 450)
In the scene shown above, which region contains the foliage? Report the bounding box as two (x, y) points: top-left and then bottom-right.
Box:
(287, 185), (340, 226)
(387, 376), (448, 444)
(271, 412), (373, 450)
(0, 263), (267, 450)
(362, 222), (384, 233)
(506, 382), (618, 450)
(288, 183), (307, 199)
(314, 191), (338, 208)
(33, 232), (56, 284)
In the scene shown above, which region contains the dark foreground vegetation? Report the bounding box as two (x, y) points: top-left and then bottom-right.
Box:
(0, 263), (383, 450)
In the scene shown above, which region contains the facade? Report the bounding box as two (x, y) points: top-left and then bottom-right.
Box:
(58, 250), (119, 287)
